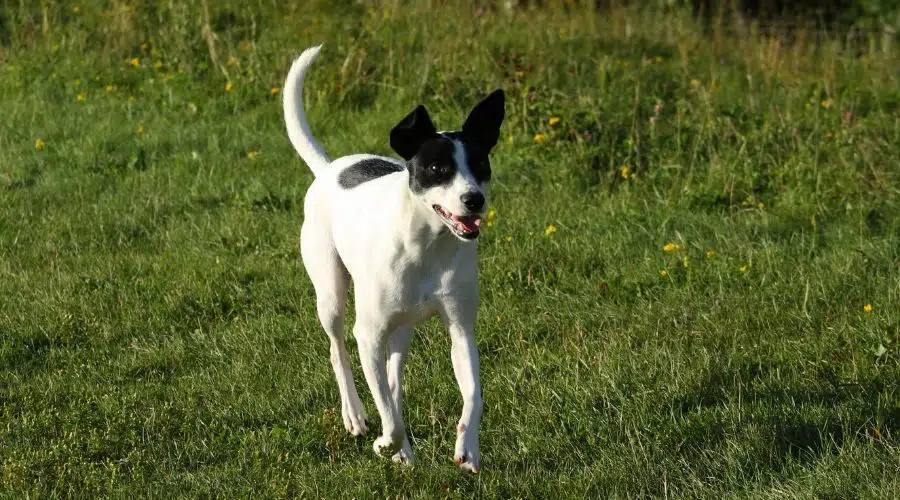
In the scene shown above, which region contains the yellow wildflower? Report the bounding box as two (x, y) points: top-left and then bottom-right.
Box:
(105, 84), (115, 93)
(682, 256), (690, 268)
(690, 79), (701, 88)
(225, 81), (234, 93)
(620, 165), (632, 179)
(544, 224), (557, 236)
(533, 133), (547, 144)
(227, 56), (239, 66)
(75, 93), (86, 102)
(821, 98), (834, 109)
(863, 304), (873, 313)
(128, 95), (136, 101)
(72, 5), (80, 13)
(247, 151), (260, 159)
(739, 264), (750, 273)
(270, 87), (281, 96)
(548, 116), (561, 127)
(505, 235), (512, 242)
(130, 57), (140, 68)
(136, 124), (145, 134)
(706, 249), (716, 259)
(487, 209), (497, 221)
(660, 269), (669, 277)
(663, 242), (679, 252)
(153, 61), (163, 70)
(34, 139), (46, 151)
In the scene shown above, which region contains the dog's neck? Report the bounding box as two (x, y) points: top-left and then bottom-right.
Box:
(396, 174), (460, 251)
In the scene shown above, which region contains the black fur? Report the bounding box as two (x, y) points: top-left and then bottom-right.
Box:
(462, 89), (505, 153)
(395, 89), (505, 193)
(441, 131), (492, 183)
(407, 137), (458, 194)
(338, 158), (403, 189)
(390, 106), (437, 161)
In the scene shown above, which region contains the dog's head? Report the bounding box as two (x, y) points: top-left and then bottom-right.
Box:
(390, 90), (505, 241)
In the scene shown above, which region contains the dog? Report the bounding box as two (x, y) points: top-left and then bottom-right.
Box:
(282, 45), (505, 472)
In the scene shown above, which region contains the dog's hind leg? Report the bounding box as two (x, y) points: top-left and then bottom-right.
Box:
(301, 225), (368, 436)
(387, 326), (414, 464)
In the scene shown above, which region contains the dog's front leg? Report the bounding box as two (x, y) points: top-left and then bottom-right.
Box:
(387, 326), (415, 464)
(442, 304), (483, 473)
(354, 319), (407, 460)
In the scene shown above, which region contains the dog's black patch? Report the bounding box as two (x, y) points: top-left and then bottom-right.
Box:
(441, 132), (492, 183)
(395, 90), (503, 193)
(408, 134), (495, 193)
(408, 136), (458, 193)
(338, 158), (404, 189)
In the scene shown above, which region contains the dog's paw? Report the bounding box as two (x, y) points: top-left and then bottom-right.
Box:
(372, 434), (403, 457)
(341, 397), (368, 436)
(391, 438), (415, 466)
(454, 426), (481, 473)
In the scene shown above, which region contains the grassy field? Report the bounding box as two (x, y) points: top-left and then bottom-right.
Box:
(2, 1), (899, 497)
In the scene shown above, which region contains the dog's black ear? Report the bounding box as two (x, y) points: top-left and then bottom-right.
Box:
(462, 89), (505, 152)
(390, 105), (437, 161)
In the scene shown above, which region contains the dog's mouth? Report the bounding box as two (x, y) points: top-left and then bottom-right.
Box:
(433, 205), (482, 240)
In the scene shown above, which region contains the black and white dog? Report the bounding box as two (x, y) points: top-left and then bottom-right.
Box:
(283, 45), (504, 471)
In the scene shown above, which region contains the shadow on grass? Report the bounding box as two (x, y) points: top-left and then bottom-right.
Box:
(0, 316), (91, 376)
(673, 359), (898, 469)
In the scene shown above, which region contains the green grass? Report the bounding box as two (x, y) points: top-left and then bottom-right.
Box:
(2, 1), (899, 497)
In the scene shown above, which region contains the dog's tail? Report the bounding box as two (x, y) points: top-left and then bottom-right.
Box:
(283, 45), (330, 176)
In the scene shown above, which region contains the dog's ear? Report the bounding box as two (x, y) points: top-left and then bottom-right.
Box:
(462, 89), (505, 152)
(390, 105), (437, 161)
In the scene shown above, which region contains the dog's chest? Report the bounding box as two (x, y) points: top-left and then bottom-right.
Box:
(392, 261), (449, 320)
(368, 245), (466, 327)
(341, 227), (476, 329)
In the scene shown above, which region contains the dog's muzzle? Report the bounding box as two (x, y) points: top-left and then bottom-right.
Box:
(433, 205), (482, 240)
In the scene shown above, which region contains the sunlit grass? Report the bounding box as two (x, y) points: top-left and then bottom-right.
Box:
(1, 1), (898, 497)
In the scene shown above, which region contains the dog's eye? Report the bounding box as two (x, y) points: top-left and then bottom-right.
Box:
(430, 163), (448, 175)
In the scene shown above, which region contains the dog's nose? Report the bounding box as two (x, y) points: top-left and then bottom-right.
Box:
(461, 192), (485, 212)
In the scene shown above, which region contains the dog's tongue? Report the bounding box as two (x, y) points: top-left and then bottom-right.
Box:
(452, 214), (482, 233)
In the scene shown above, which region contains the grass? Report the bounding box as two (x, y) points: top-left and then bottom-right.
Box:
(1, 0), (899, 497)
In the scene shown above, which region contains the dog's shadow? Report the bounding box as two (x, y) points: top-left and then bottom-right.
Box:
(669, 359), (898, 472)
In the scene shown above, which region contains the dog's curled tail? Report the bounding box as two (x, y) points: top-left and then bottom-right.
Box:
(283, 45), (330, 176)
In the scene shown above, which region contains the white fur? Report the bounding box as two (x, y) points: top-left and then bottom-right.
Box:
(284, 46), (484, 471)
(283, 45), (331, 175)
